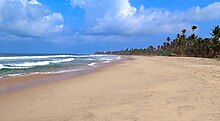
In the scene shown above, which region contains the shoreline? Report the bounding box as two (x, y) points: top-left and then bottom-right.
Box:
(0, 56), (219, 121)
(0, 56), (129, 95)
(0, 54), (123, 80)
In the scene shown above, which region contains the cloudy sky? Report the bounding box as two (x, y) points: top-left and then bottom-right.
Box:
(0, 0), (220, 53)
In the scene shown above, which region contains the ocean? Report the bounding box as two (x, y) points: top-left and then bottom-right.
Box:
(0, 54), (121, 79)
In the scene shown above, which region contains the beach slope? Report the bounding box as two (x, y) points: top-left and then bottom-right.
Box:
(0, 56), (220, 121)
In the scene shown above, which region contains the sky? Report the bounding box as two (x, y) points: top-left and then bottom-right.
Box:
(0, 0), (220, 54)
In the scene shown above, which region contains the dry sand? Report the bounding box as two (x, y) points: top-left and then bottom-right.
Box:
(0, 56), (219, 121)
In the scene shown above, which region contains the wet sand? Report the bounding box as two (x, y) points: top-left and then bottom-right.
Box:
(0, 56), (219, 121)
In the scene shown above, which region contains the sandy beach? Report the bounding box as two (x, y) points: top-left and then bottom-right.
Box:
(0, 56), (219, 121)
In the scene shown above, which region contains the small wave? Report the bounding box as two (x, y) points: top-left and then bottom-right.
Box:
(48, 58), (75, 64)
(0, 58), (75, 69)
(5, 73), (23, 77)
(0, 54), (119, 60)
(67, 54), (112, 58)
(0, 55), (122, 78)
(116, 56), (121, 60)
(11, 61), (51, 67)
(0, 68), (86, 79)
(53, 69), (85, 74)
(88, 54), (109, 57)
(0, 55), (74, 60)
(30, 69), (85, 74)
(0, 64), (4, 69)
(102, 60), (111, 63)
(88, 62), (97, 67)
(99, 56), (121, 63)
(100, 58), (114, 61)
(83, 58), (96, 60)
(0, 64), (29, 69)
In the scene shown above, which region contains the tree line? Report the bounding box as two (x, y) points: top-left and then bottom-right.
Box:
(95, 25), (220, 58)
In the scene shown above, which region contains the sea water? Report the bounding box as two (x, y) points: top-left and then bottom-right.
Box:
(0, 54), (121, 78)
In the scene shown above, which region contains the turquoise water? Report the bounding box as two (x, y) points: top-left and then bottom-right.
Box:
(0, 54), (121, 78)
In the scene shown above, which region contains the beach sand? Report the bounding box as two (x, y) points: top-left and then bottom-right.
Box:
(0, 56), (219, 121)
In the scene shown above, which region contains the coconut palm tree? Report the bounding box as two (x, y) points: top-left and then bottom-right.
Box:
(167, 37), (171, 43)
(182, 29), (186, 35)
(188, 26), (198, 56)
(210, 25), (220, 38)
(179, 29), (187, 55)
(210, 26), (220, 57)
(192, 25), (197, 34)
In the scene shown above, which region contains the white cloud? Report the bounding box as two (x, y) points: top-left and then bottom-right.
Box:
(185, 2), (220, 21)
(71, 0), (220, 36)
(71, 0), (86, 7)
(28, 0), (41, 5)
(89, 6), (188, 35)
(0, 0), (64, 38)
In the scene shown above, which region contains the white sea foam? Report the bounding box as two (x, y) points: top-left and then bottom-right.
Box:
(0, 58), (75, 69)
(0, 54), (119, 60)
(11, 61), (51, 67)
(0, 64), (29, 69)
(102, 60), (111, 63)
(67, 54), (111, 58)
(0, 54), (122, 78)
(88, 54), (109, 57)
(101, 58), (114, 61)
(116, 56), (121, 60)
(0, 55), (74, 60)
(0, 64), (4, 69)
(51, 58), (75, 63)
(5, 73), (23, 77)
(88, 62), (97, 67)
(84, 58), (96, 60)
(53, 69), (85, 74)
(99, 58), (114, 64)
(0, 54), (109, 61)
(31, 69), (85, 75)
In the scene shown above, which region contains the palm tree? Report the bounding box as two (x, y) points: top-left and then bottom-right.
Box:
(182, 29), (186, 35)
(188, 26), (198, 56)
(167, 37), (171, 43)
(177, 33), (180, 38)
(165, 37), (171, 50)
(96, 25), (220, 57)
(210, 25), (220, 38)
(204, 38), (211, 57)
(210, 26), (220, 57)
(179, 29), (187, 55)
(192, 25), (197, 34)
(163, 42), (167, 50)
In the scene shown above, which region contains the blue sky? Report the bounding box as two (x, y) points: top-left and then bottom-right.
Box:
(0, 0), (220, 54)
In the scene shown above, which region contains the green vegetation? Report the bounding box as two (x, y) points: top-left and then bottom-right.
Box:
(95, 25), (220, 58)
(215, 58), (220, 61)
